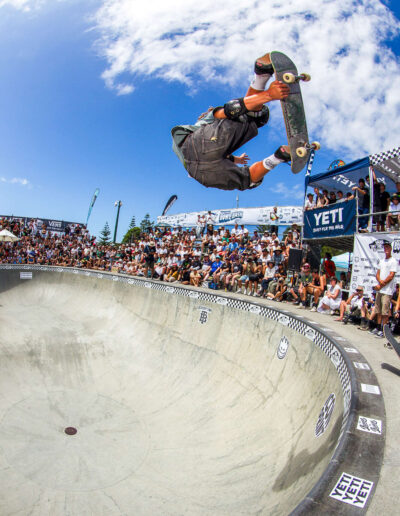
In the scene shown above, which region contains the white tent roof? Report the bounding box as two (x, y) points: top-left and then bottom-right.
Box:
(0, 229), (20, 242)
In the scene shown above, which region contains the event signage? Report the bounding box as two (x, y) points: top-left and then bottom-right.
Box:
(0, 215), (83, 234)
(157, 206), (303, 227)
(351, 233), (400, 295)
(303, 199), (356, 239)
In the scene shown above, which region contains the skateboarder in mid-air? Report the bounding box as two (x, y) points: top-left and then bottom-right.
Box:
(171, 55), (292, 191)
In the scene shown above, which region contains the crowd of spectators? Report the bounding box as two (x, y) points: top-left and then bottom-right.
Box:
(305, 174), (400, 232)
(1, 215), (399, 345)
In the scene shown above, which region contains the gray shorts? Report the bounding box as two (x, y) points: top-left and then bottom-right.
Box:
(181, 118), (259, 191)
(375, 292), (391, 315)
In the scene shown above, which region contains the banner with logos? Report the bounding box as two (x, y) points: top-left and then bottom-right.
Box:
(351, 233), (400, 295)
(157, 206), (303, 227)
(303, 199), (356, 239)
(0, 215), (83, 234)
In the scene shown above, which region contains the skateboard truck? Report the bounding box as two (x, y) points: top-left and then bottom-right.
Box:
(283, 72), (311, 84)
(296, 141), (321, 158)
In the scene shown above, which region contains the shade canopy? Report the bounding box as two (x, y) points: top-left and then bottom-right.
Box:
(0, 229), (20, 242)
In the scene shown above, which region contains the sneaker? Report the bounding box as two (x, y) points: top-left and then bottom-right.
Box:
(375, 330), (384, 338)
(329, 310), (336, 315)
(294, 300), (300, 305)
(368, 328), (379, 335)
(274, 145), (291, 163)
(384, 342), (393, 349)
(310, 306), (317, 312)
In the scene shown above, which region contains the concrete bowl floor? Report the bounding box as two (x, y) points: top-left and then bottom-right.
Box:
(0, 267), (389, 515)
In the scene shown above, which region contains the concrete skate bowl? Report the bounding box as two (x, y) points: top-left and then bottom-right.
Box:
(0, 266), (360, 515)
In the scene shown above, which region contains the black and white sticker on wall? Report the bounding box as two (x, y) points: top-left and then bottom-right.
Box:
(357, 416), (382, 435)
(277, 336), (289, 359)
(315, 393), (336, 437)
(197, 306), (212, 325)
(330, 472), (374, 508)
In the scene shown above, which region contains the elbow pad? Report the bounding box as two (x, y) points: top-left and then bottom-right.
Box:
(223, 97), (249, 121)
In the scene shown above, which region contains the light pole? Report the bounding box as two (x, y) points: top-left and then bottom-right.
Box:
(113, 201), (122, 243)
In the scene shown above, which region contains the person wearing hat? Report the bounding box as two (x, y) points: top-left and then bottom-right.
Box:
(297, 263), (313, 308)
(370, 241), (398, 338)
(273, 246), (284, 266)
(386, 194), (400, 230)
(334, 286), (366, 326)
(257, 259), (276, 297)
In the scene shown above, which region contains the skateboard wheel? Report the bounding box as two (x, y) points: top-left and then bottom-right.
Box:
(283, 72), (296, 84)
(311, 141), (321, 150)
(296, 147), (307, 158)
(301, 73), (311, 82)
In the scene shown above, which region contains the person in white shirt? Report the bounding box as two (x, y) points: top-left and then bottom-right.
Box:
(335, 286), (365, 323)
(304, 193), (316, 210)
(370, 241), (398, 338)
(317, 276), (342, 313)
(386, 195), (400, 229)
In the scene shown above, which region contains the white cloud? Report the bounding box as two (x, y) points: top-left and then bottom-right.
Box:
(272, 182), (304, 200)
(0, 0), (44, 11)
(0, 177), (31, 186)
(93, 0), (400, 157)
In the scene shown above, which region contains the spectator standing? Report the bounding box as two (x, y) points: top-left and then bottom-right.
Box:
(322, 252), (336, 280)
(370, 241), (398, 338)
(378, 182), (390, 231)
(269, 207), (280, 234)
(352, 177), (370, 230)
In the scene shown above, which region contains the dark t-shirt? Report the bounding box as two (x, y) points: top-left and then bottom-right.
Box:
(379, 190), (390, 212)
(359, 185), (370, 209)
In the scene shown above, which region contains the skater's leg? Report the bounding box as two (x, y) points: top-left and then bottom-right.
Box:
(249, 145), (290, 183)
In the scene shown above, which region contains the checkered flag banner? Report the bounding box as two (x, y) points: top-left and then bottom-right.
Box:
(369, 146), (400, 166)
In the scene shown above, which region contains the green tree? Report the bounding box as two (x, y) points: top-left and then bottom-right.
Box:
(140, 213), (154, 232)
(122, 226), (141, 244)
(321, 245), (347, 257)
(98, 222), (111, 245)
(129, 216), (136, 229)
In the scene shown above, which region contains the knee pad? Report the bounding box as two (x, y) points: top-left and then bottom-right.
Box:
(223, 97), (249, 121)
(247, 105), (269, 127)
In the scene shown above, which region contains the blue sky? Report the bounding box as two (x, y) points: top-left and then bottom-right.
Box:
(0, 0), (399, 240)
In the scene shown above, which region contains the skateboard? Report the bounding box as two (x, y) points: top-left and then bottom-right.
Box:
(268, 51), (320, 174)
(383, 324), (400, 358)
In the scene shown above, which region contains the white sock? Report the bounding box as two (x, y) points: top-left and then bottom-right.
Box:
(251, 73), (272, 91)
(263, 153), (284, 171)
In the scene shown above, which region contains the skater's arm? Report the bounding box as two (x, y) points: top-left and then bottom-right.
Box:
(214, 81), (290, 119)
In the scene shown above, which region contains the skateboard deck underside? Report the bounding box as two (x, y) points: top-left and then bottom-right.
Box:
(270, 51), (309, 174)
(383, 324), (400, 359)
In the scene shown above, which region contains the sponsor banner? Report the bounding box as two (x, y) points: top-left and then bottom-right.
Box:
(157, 206), (303, 227)
(351, 233), (400, 295)
(330, 472), (374, 508)
(303, 199), (356, 239)
(0, 215), (83, 234)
